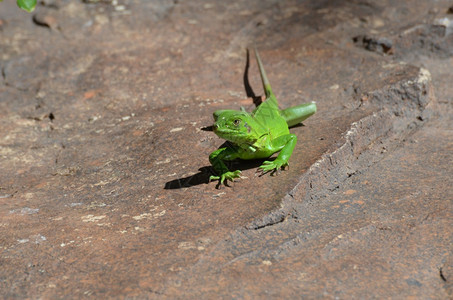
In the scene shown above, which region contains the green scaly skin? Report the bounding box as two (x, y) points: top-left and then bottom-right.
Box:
(209, 47), (317, 187)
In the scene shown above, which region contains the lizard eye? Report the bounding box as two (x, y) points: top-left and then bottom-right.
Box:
(233, 119), (241, 126)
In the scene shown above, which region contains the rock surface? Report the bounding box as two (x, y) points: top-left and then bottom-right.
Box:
(0, 0), (451, 298)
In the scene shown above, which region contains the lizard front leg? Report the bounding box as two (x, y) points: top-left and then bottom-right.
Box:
(259, 134), (297, 173)
(209, 146), (242, 187)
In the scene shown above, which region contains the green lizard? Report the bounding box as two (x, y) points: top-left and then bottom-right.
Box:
(209, 48), (317, 186)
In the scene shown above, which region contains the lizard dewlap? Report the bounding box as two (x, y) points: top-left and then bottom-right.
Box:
(209, 48), (316, 187)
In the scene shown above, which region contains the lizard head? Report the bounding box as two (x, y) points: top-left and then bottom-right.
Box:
(212, 110), (259, 144)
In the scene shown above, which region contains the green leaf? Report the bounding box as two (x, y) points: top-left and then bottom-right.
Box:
(17, 0), (36, 12)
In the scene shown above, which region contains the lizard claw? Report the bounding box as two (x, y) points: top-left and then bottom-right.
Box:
(256, 166), (270, 177)
(209, 175), (220, 182)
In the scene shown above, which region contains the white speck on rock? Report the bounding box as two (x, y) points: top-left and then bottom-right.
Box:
(262, 260), (272, 266)
(133, 210), (166, 220)
(417, 68), (431, 85)
(32, 234), (47, 244)
(81, 215), (106, 222)
(170, 127), (183, 133)
(178, 242), (196, 250)
(155, 158), (171, 165)
(9, 207), (39, 215)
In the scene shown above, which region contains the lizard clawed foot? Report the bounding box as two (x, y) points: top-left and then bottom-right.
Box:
(210, 170), (242, 188)
(257, 160), (288, 176)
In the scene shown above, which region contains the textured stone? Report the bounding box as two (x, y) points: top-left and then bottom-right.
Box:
(0, 0), (452, 298)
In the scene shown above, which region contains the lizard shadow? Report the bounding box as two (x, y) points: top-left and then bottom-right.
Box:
(244, 48), (263, 107)
(194, 49), (262, 134)
(164, 142), (269, 189)
(164, 48), (290, 190)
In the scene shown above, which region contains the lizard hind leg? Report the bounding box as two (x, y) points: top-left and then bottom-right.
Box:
(280, 102), (317, 127)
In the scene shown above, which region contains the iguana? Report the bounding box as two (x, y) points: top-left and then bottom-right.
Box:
(209, 47), (317, 187)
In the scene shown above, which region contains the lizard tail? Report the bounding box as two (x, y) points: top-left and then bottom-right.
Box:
(254, 47), (274, 99)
